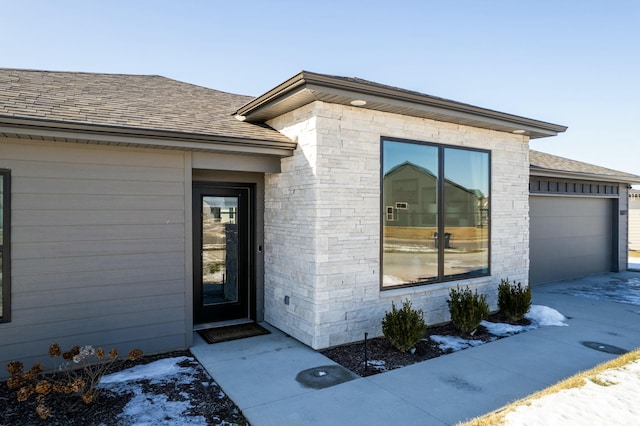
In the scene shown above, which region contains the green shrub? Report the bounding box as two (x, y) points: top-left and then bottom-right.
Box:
(447, 286), (490, 334)
(498, 279), (532, 322)
(382, 299), (428, 352)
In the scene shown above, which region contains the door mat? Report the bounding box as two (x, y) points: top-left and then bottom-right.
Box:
(197, 323), (270, 344)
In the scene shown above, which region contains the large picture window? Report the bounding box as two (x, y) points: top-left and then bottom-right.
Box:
(382, 138), (490, 288)
(0, 169), (10, 321)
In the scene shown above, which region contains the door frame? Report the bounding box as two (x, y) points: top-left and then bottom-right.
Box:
(192, 182), (256, 324)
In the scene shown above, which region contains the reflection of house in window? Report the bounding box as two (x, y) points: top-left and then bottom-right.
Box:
(204, 201), (236, 224)
(444, 180), (486, 228)
(384, 162), (437, 227)
(385, 206), (395, 221)
(383, 161), (485, 228)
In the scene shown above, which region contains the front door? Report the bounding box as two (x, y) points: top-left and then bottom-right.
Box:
(193, 184), (252, 324)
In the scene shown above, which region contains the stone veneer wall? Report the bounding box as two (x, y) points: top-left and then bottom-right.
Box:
(264, 101), (530, 349)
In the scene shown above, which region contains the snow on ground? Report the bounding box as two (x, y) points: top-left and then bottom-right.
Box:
(479, 274), (640, 425)
(382, 275), (406, 286)
(429, 335), (490, 351)
(525, 304), (569, 326)
(431, 304), (568, 351)
(556, 276), (640, 306)
(365, 360), (388, 371)
(99, 356), (209, 426)
(100, 356), (193, 386)
(502, 359), (640, 425)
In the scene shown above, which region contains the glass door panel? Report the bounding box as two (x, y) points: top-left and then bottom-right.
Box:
(193, 185), (251, 324)
(202, 196), (238, 305)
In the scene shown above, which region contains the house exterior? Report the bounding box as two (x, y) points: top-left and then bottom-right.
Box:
(630, 189), (640, 252)
(0, 68), (635, 375)
(529, 151), (640, 284)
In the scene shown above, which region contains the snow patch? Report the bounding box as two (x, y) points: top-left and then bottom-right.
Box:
(430, 304), (568, 352)
(558, 278), (640, 306)
(382, 275), (406, 286)
(526, 305), (568, 326)
(117, 388), (207, 426)
(430, 335), (488, 352)
(100, 356), (192, 386)
(503, 359), (640, 425)
(98, 356), (214, 425)
(366, 360), (387, 371)
(480, 321), (536, 337)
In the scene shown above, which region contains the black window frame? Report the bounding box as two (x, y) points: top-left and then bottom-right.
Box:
(0, 169), (10, 322)
(380, 137), (491, 290)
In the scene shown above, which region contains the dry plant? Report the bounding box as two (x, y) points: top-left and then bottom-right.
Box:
(6, 343), (142, 420)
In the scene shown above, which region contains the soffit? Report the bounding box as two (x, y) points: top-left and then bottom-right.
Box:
(235, 71), (568, 139)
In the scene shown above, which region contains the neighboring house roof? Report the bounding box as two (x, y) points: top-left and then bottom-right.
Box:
(385, 160), (437, 179)
(385, 161), (486, 198)
(0, 68), (295, 156)
(235, 71), (568, 139)
(530, 149), (640, 184)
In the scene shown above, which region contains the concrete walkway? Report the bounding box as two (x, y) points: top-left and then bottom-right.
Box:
(191, 272), (640, 425)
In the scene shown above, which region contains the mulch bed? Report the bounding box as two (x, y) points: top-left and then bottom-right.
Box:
(0, 349), (248, 426)
(321, 312), (529, 377)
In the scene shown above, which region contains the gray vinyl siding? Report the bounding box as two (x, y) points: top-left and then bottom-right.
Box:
(0, 139), (187, 374)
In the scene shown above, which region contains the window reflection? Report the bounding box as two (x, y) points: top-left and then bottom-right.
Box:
(382, 140), (490, 288)
(443, 148), (490, 278)
(382, 142), (439, 286)
(201, 196), (238, 305)
(0, 173), (6, 320)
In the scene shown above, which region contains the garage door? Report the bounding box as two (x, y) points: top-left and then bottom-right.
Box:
(529, 196), (613, 284)
(630, 198), (640, 251)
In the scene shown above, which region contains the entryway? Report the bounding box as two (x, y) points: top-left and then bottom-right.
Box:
(193, 183), (254, 325)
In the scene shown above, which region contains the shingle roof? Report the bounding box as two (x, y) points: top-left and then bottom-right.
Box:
(0, 68), (292, 145)
(530, 149), (640, 183)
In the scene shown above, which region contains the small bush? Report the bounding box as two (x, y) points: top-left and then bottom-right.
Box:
(382, 299), (428, 352)
(6, 343), (142, 420)
(447, 286), (490, 334)
(498, 279), (532, 322)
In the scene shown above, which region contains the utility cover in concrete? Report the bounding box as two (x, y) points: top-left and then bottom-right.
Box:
(295, 365), (359, 389)
(581, 341), (628, 355)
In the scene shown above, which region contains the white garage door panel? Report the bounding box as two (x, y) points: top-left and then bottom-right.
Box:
(530, 197), (612, 284)
(630, 199), (640, 251)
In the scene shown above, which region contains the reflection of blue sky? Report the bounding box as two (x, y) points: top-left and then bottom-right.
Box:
(203, 196), (237, 209)
(445, 148), (489, 194)
(383, 141), (489, 194)
(384, 141), (437, 175)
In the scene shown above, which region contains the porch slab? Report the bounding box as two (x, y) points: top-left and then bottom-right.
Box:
(191, 272), (640, 426)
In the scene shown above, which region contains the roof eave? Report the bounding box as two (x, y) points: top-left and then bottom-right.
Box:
(530, 167), (640, 185)
(235, 71), (568, 139)
(0, 116), (296, 157)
